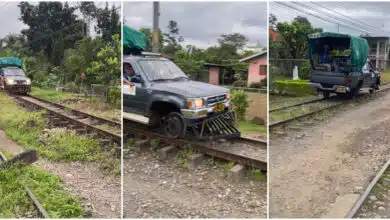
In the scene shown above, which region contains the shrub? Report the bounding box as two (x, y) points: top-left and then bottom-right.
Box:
(109, 87), (121, 109)
(261, 77), (267, 87)
(249, 81), (263, 88)
(273, 80), (316, 96)
(232, 80), (248, 87)
(64, 82), (78, 93)
(231, 90), (249, 121)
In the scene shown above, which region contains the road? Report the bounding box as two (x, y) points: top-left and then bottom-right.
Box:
(270, 91), (390, 217)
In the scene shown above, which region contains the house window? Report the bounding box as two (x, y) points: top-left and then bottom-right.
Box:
(260, 65), (267, 76)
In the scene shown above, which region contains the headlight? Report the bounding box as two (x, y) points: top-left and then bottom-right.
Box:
(6, 79), (15, 85)
(26, 78), (31, 85)
(226, 92), (231, 100)
(187, 98), (205, 109)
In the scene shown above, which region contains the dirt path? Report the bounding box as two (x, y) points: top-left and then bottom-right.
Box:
(0, 130), (120, 218)
(270, 91), (390, 218)
(123, 151), (267, 218)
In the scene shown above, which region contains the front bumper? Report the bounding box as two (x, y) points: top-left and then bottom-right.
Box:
(5, 84), (31, 93)
(308, 83), (350, 93)
(180, 101), (231, 120)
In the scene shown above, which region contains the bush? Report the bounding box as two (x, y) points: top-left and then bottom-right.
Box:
(249, 81), (263, 88)
(261, 77), (267, 87)
(231, 90), (248, 121)
(232, 80), (248, 87)
(109, 87), (121, 109)
(64, 82), (78, 93)
(273, 80), (316, 96)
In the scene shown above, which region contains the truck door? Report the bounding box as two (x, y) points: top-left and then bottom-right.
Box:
(122, 61), (149, 116)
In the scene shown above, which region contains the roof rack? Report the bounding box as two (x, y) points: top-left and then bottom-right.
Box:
(141, 51), (161, 57)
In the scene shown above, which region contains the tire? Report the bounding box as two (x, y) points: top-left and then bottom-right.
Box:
(162, 112), (186, 138)
(369, 88), (374, 94)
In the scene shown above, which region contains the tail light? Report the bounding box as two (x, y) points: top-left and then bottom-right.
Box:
(344, 76), (352, 86)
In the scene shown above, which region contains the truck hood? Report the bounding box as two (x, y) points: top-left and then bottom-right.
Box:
(5, 76), (28, 81)
(151, 80), (229, 98)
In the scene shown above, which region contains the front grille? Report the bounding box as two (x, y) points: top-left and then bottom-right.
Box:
(206, 94), (226, 106)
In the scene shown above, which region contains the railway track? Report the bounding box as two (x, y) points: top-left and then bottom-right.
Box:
(270, 83), (390, 129)
(0, 151), (49, 218)
(14, 94), (121, 149)
(124, 120), (267, 171)
(347, 159), (390, 218)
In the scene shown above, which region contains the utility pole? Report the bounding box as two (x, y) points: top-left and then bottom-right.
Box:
(152, 2), (160, 53)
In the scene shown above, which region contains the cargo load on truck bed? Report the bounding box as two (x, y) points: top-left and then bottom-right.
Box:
(123, 25), (147, 54)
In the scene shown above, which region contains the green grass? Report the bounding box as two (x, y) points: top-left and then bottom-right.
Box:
(0, 92), (119, 174)
(0, 159), (84, 218)
(31, 87), (74, 102)
(238, 120), (266, 136)
(381, 71), (390, 83)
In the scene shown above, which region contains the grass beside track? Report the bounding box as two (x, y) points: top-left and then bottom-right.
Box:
(0, 92), (120, 175)
(238, 120), (266, 137)
(0, 151), (84, 218)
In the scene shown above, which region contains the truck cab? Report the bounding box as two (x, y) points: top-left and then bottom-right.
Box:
(0, 57), (31, 95)
(307, 32), (380, 98)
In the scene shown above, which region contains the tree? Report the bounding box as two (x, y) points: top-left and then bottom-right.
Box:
(276, 16), (322, 59)
(18, 1), (84, 65)
(162, 20), (183, 55)
(217, 33), (248, 51)
(95, 3), (120, 44)
(269, 13), (278, 31)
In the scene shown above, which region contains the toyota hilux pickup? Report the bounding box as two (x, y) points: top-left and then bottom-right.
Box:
(0, 57), (31, 94)
(308, 32), (380, 98)
(122, 54), (239, 139)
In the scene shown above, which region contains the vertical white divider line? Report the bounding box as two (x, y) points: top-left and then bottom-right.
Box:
(266, 0), (270, 218)
(120, 0), (124, 218)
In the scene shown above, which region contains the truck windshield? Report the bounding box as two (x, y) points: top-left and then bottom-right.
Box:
(138, 60), (188, 81)
(3, 67), (25, 76)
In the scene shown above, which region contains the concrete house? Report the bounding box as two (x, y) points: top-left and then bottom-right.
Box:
(361, 36), (390, 70)
(239, 50), (268, 87)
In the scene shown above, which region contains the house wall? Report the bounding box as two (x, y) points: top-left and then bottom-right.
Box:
(366, 38), (390, 70)
(208, 66), (219, 85)
(247, 57), (267, 86)
(245, 92), (267, 122)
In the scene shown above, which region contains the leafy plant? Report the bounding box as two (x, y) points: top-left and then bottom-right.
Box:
(231, 90), (249, 121)
(232, 80), (248, 87)
(273, 80), (316, 96)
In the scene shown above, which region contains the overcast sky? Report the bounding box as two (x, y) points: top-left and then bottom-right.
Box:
(0, 1), (119, 39)
(124, 2), (267, 49)
(270, 2), (390, 37)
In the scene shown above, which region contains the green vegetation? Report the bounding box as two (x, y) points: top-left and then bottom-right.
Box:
(247, 168), (266, 181)
(231, 90), (249, 121)
(273, 80), (316, 96)
(238, 120), (266, 136)
(31, 87), (75, 102)
(0, 163), (84, 218)
(0, 92), (119, 174)
(381, 70), (390, 83)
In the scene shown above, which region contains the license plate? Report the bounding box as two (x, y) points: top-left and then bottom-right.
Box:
(336, 87), (346, 93)
(214, 103), (225, 112)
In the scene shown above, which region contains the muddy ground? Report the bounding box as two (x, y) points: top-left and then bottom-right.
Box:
(269, 91), (390, 217)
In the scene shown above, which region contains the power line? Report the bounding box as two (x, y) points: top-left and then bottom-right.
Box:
(274, 1), (380, 36)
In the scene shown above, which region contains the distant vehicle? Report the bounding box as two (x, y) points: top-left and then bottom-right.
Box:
(0, 57), (31, 95)
(308, 32), (380, 98)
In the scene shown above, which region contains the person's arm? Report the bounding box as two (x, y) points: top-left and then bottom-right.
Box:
(122, 77), (133, 86)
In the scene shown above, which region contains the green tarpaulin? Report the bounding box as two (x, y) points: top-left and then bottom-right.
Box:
(308, 32), (369, 69)
(0, 57), (22, 67)
(123, 25), (147, 51)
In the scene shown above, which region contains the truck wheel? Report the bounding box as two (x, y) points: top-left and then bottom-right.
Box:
(369, 88), (374, 94)
(323, 92), (330, 99)
(162, 112), (186, 138)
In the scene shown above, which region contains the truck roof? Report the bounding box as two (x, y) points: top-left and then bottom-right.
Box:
(123, 55), (169, 62)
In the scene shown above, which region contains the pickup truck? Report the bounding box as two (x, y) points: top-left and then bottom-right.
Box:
(122, 54), (239, 139)
(0, 57), (31, 94)
(308, 32), (380, 98)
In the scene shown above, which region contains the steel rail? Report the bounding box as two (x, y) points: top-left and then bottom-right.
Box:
(270, 85), (390, 128)
(15, 95), (121, 145)
(124, 122), (267, 171)
(346, 159), (390, 218)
